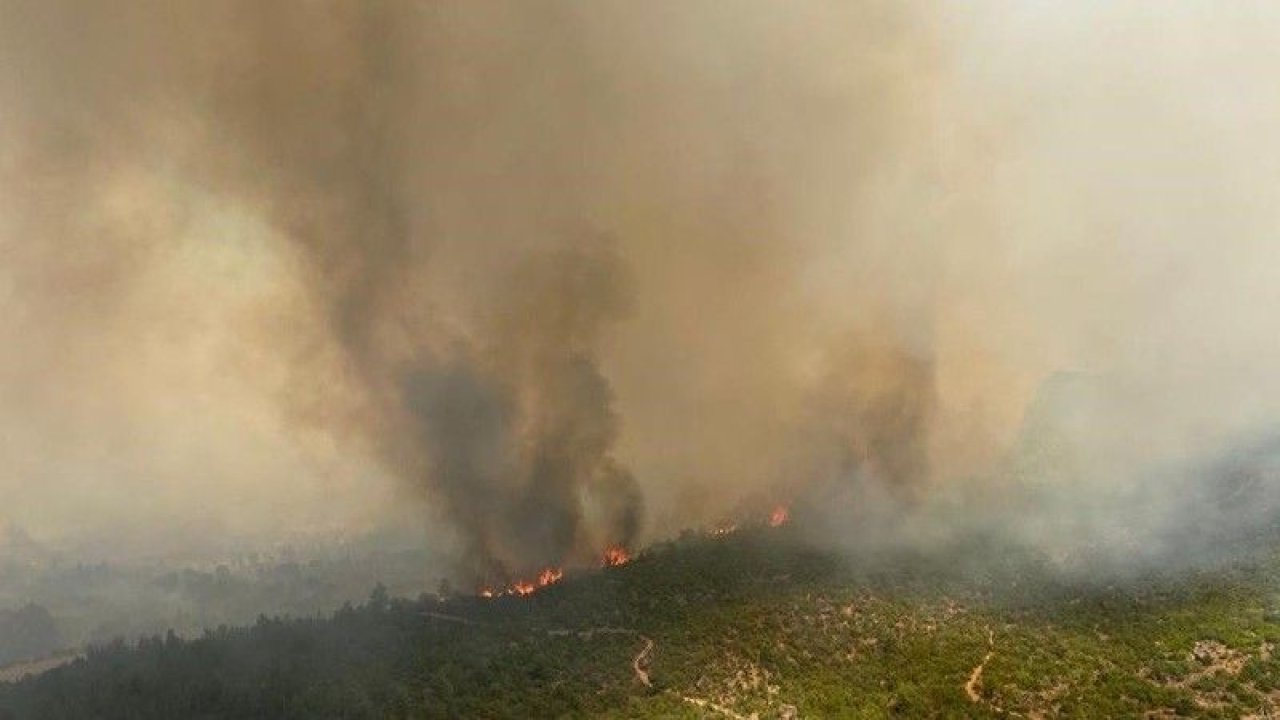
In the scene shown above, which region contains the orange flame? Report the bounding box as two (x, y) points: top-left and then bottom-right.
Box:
(603, 545), (631, 567)
(768, 505), (790, 527)
(478, 565), (564, 599)
(711, 523), (737, 537)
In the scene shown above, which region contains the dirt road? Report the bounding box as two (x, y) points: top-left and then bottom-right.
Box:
(633, 634), (653, 687)
(0, 650), (83, 684)
(965, 627), (995, 703)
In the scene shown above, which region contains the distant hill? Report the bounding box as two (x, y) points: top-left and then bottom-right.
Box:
(0, 522), (45, 567)
(5, 525), (1280, 718)
(0, 605), (61, 668)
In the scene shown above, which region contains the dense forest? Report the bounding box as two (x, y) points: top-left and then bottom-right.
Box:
(5, 526), (1280, 718)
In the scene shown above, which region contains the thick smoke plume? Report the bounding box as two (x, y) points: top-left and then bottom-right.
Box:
(4, 2), (1280, 580)
(401, 242), (642, 580)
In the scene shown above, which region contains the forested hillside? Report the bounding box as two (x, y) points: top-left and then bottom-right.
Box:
(4, 528), (1280, 718)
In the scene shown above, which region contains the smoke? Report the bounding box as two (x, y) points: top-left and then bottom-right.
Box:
(3, 1), (1280, 580)
(395, 241), (642, 580)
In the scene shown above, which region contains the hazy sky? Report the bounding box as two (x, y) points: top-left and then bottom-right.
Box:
(2, 2), (1279, 575)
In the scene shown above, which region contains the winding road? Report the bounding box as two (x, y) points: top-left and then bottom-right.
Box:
(632, 634), (654, 687)
(964, 627), (995, 703)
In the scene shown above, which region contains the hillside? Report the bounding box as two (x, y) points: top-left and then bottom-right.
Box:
(4, 527), (1280, 719)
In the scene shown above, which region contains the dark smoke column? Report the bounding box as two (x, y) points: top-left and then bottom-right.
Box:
(404, 242), (643, 585)
(177, 5), (646, 586)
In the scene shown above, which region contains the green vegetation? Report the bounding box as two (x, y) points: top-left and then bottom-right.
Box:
(5, 528), (1280, 718)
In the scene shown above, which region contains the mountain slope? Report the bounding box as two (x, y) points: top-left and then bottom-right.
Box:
(4, 528), (1280, 718)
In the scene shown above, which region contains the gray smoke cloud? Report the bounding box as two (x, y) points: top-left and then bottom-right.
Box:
(3, 1), (1280, 581)
(396, 241), (642, 581)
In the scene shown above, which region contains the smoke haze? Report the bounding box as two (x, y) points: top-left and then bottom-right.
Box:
(3, 1), (1280, 580)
